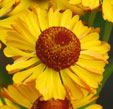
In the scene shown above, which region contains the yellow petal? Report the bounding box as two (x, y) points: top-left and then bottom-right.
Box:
(63, 0), (84, 15)
(18, 11), (41, 39)
(80, 32), (101, 50)
(76, 58), (105, 74)
(61, 69), (86, 88)
(15, 84), (40, 104)
(50, 9), (61, 26)
(13, 66), (39, 84)
(80, 32), (99, 44)
(66, 15), (79, 30)
(61, 69), (84, 100)
(72, 93), (98, 108)
(6, 57), (39, 72)
(35, 7), (48, 31)
(3, 85), (32, 108)
(6, 32), (35, 51)
(60, 9), (72, 27)
(8, 0), (48, 16)
(48, 8), (54, 27)
(69, 0), (81, 5)
(80, 41), (110, 63)
(102, 0), (113, 22)
(82, 0), (99, 9)
(11, 18), (37, 45)
(87, 42), (110, 53)
(0, 0), (19, 17)
(70, 65), (103, 89)
(36, 67), (66, 100)
(80, 51), (108, 63)
(85, 104), (102, 109)
(72, 21), (89, 38)
(0, 26), (12, 44)
(14, 63), (45, 84)
(4, 47), (35, 57)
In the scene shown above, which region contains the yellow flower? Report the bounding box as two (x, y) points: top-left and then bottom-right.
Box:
(3, 7), (110, 100)
(1, 82), (98, 109)
(64, 0), (113, 22)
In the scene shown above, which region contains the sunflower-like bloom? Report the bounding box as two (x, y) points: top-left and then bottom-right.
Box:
(3, 7), (110, 100)
(64, 0), (113, 22)
(1, 82), (99, 109)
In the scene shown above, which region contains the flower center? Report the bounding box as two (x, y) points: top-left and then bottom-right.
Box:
(36, 27), (80, 71)
(31, 99), (70, 109)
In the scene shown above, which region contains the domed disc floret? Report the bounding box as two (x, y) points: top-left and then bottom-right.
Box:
(36, 27), (81, 71)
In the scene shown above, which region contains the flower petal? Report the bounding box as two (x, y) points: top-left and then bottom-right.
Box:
(35, 7), (48, 31)
(72, 92), (98, 108)
(4, 46), (35, 58)
(3, 85), (32, 108)
(36, 67), (66, 100)
(6, 57), (39, 73)
(85, 104), (102, 109)
(76, 58), (105, 74)
(60, 9), (72, 27)
(102, 0), (113, 22)
(61, 69), (84, 100)
(70, 65), (103, 89)
(72, 21), (89, 38)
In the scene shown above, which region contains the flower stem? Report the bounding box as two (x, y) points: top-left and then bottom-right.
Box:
(103, 21), (113, 42)
(88, 9), (98, 27)
(0, 88), (6, 105)
(96, 62), (113, 95)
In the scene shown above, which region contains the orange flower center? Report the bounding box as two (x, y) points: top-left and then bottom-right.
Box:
(31, 99), (70, 109)
(36, 27), (80, 71)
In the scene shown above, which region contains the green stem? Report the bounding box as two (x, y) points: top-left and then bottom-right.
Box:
(96, 62), (113, 95)
(88, 9), (98, 27)
(103, 21), (113, 42)
(0, 88), (6, 105)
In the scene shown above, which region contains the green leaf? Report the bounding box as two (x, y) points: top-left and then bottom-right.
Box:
(102, 21), (113, 42)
